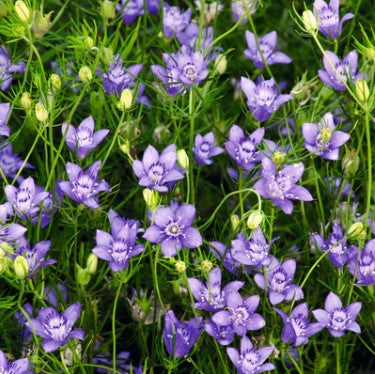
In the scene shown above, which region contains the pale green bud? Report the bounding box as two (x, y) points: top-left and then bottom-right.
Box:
(86, 253), (98, 274)
(119, 139), (131, 155)
(15, 0), (30, 22)
(76, 264), (90, 286)
(101, 0), (116, 20)
(79, 66), (92, 83)
(355, 78), (370, 102)
(231, 214), (240, 231)
(247, 210), (264, 230)
(302, 10), (318, 33)
(342, 149), (359, 177)
(346, 222), (364, 240)
(102, 47), (113, 66)
(117, 88), (133, 110)
(214, 54), (227, 75)
(200, 259), (213, 273)
(272, 151), (285, 167)
(177, 149), (189, 169)
(31, 10), (52, 38)
(35, 102), (48, 122)
(14, 256), (28, 278)
(175, 260), (186, 273)
(20, 92), (32, 110)
(0, 257), (9, 273)
(85, 36), (94, 49)
(142, 188), (159, 211)
(49, 73), (61, 93)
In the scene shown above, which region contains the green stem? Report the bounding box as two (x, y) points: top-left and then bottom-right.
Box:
(112, 282), (123, 374)
(336, 340), (342, 374)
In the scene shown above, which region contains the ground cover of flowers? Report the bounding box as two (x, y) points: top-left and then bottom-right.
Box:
(0, 0), (374, 372)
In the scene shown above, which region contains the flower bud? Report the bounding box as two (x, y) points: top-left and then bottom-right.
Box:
(247, 210), (264, 230)
(14, 256), (28, 278)
(85, 36), (94, 49)
(117, 88), (133, 110)
(291, 72), (314, 105)
(364, 47), (375, 61)
(302, 10), (318, 33)
(15, 0), (30, 22)
(102, 47), (113, 66)
(20, 92), (32, 110)
(200, 259), (213, 272)
(177, 149), (189, 169)
(101, 0), (116, 20)
(342, 149), (359, 177)
(355, 78), (370, 102)
(0, 257), (9, 273)
(35, 102), (48, 122)
(76, 264), (90, 286)
(86, 253), (98, 274)
(0, 242), (12, 259)
(49, 73), (61, 93)
(346, 222), (364, 240)
(231, 214), (240, 231)
(79, 66), (92, 83)
(119, 139), (131, 155)
(214, 54), (227, 75)
(31, 10), (52, 38)
(175, 260), (186, 273)
(142, 188), (159, 211)
(272, 151), (285, 167)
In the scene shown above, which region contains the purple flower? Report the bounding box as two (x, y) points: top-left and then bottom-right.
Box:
(0, 143), (33, 180)
(302, 112), (349, 160)
(205, 318), (236, 346)
(254, 258), (304, 305)
(58, 161), (111, 209)
(310, 221), (354, 268)
(163, 310), (202, 358)
(14, 237), (56, 278)
(132, 144), (185, 192)
(314, 0), (354, 39)
(312, 292), (361, 337)
(151, 46), (209, 96)
(262, 139), (291, 166)
(226, 335), (275, 374)
(143, 202), (202, 257)
(0, 46), (25, 91)
(212, 291), (265, 336)
(209, 241), (244, 275)
(116, 0), (160, 24)
(0, 350), (31, 373)
(15, 303), (33, 343)
(193, 132), (224, 166)
(347, 239), (375, 285)
(231, 0), (257, 24)
(92, 211), (145, 272)
(230, 229), (274, 268)
(274, 303), (324, 346)
(44, 283), (68, 308)
(163, 4), (191, 39)
(254, 158), (313, 214)
(225, 125), (264, 171)
(100, 55), (142, 95)
(318, 50), (362, 91)
(188, 267), (244, 312)
(244, 31), (292, 69)
(0, 204), (27, 244)
(26, 302), (85, 353)
(0, 102), (11, 137)
(62, 116), (109, 159)
(241, 77), (293, 122)
(5, 177), (50, 224)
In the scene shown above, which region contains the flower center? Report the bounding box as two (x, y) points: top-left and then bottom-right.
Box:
(270, 269), (288, 292)
(330, 308), (350, 331)
(148, 163), (166, 184)
(16, 188), (33, 214)
(255, 85), (276, 107)
(76, 128), (93, 147)
(72, 174), (96, 200)
(44, 313), (68, 341)
(319, 127), (332, 142)
(199, 141), (211, 154)
(183, 63), (198, 82)
(320, 6), (339, 27)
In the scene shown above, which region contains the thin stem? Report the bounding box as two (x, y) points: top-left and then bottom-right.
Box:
(112, 282), (123, 374)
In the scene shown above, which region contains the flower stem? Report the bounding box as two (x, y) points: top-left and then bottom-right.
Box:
(112, 282), (123, 374)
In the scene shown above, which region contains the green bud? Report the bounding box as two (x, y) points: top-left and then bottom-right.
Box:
(20, 92), (32, 110)
(49, 73), (61, 93)
(31, 10), (52, 38)
(302, 10), (318, 33)
(175, 260), (186, 273)
(272, 151), (285, 167)
(346, 222), (364, 240)
(142, 188), (159, 211)
(35, 102), (48, 122)
(177, 149), (189, 169)
(101, 0), (116, 20)
(79, 66), (92, 83)
(342, 149), (359, 177)
(76, 264), (91, 286)
(14, 256), (28, 278)
(0, 257), (10, 273)
(200, 259), (213, 272)
(102, 47), (113, 66)
(247, 210), (264, 230)
(119, 139), (131, 155)
(15, 0), (30, 22)
(85, 36), (94, 49)
(86, 253), (98, 274)
(231, 214), (240, 231)
(291, 72), (314, 105)
(355, 78), (370, 102)
(117, 88), (133, 110)
(214, 54), (227, 75)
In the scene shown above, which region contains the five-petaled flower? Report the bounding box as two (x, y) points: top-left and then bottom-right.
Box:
(58, 161), (111, 209)
(62, 116), (109, 159)
(312, 292), (361, 337)
(313, 0), (354, 39)
(163, 4), (191, 39)
(0, 350), (31, 374)
(0, 46), (26, 91)
(193, 132), (224, 166)
(26, 302), (85, 353)
(143, 201), (202, 257)
(244, 31), (292, 69)
(116, 0), (160, 25)
(241, 77), (293, 122)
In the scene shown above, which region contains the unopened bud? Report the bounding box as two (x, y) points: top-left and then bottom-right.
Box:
(0, 257), (9, 273)
(117, 89), (133, 110)
(346, 222), (364, 240)
(177, 149), (189, 169)
(302, 10), (318, 33)
(76, 264), (90, 286)
(119, 139), (131, 155)
(355, 78), (370, 102)
(364, 47), (375, 61)
(86, 253), (98, 274)
(342, 149), (359, 177)
(101, 0), (116, 20)
(231, 214), (240, 231)
(35, 102), (48, 122)
(79, 66), (92, 83)
(214, 54), (227, 75)
(14, 256), (28, 278)
(272, 151), (285, 167)
(142, 188), (159, 211)
(15, 0), (30, 22)
(247, 210), (264, 230)
(102, 47), (113, 66)
(200, 259), (213, 272)
(31, 10), (52, 38)
(0, 242), (12, 258)
(85, 36), (94, 49)
(175, 260), (186, 273)
(20, 92), (32, 110)
(291, 72), (313, 105)
(49, 73), (61, 93)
